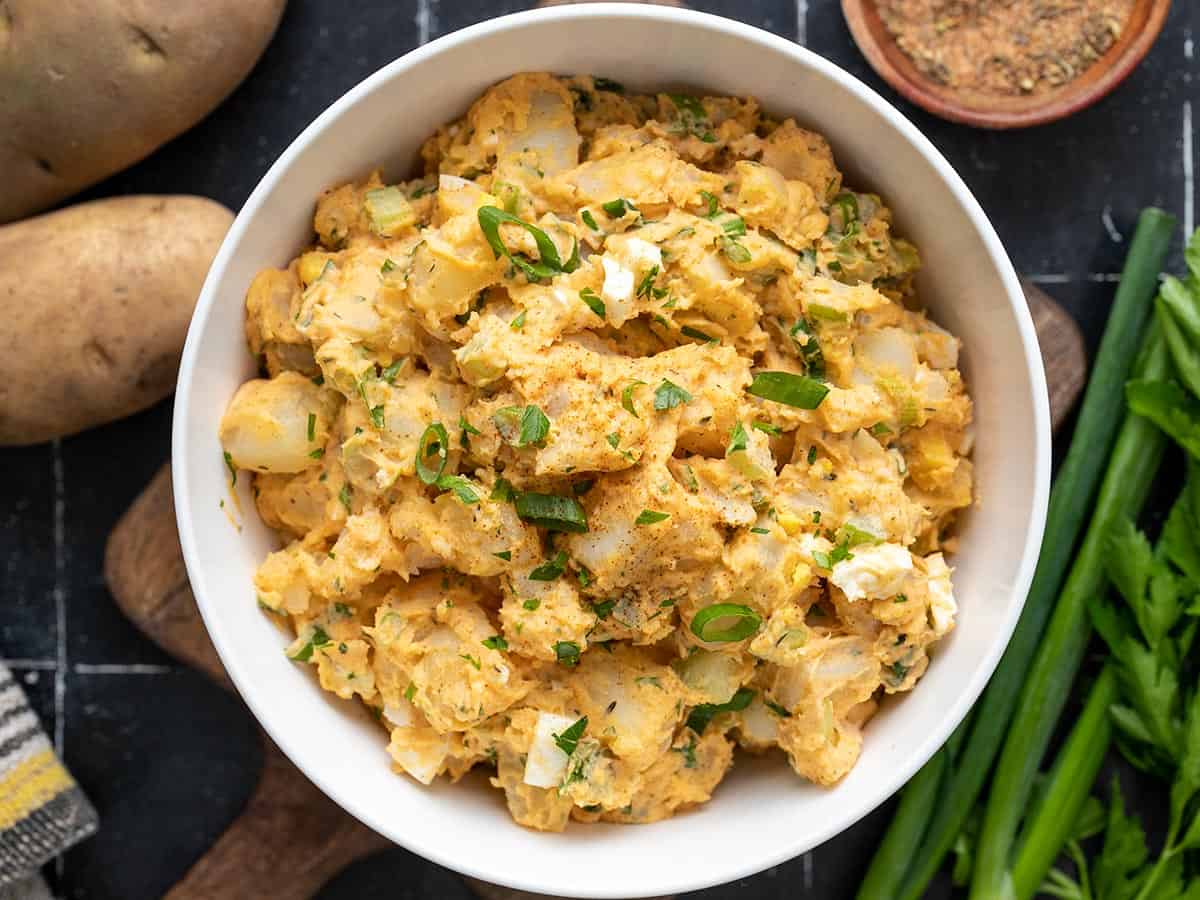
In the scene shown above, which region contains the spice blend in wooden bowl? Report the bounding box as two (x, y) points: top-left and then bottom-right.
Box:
(877, 0), (1136, 97)
(842, 0), (1170, 127)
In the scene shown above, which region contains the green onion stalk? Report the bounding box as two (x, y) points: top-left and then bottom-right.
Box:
(969, 327), (1171, 900)
(856, 207), (1175, 900)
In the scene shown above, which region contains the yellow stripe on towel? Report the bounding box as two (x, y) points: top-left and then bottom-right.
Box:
(0, 748), (75, 831)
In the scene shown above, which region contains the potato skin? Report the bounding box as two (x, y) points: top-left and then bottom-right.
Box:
(0, 195), (233, 445)
(0, 0), (286, 223)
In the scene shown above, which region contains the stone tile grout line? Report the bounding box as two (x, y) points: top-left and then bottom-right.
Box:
(1184, 99), (1194, 239)
(51, 438), (66, 882)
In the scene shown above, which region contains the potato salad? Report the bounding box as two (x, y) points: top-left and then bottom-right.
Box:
(218, 73), (974, 831)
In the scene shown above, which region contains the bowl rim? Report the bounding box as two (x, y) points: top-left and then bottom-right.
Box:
(172, 5), (1051, 895)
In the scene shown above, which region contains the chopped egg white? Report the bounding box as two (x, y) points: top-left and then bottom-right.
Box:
(523, 711), (577, 788)
(387, 727), (449, 785)
(830, 543), (913, 601)
(925, 553), (957, 635)
(620, 237), (663, 273)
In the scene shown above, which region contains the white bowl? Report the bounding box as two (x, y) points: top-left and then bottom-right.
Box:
(173, 6), (1051, 897)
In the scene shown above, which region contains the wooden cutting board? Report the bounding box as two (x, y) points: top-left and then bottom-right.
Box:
(102, 283), (1084, 900)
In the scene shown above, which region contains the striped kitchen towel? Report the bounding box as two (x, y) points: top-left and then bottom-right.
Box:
(0, 662), (97, 888)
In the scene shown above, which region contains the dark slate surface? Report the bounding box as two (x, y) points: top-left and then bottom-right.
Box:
(1, 1), (1195, 897)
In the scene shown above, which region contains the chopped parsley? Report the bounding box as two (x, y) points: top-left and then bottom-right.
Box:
(494, 404), (550, 447)
(726, 421), (749, 455)
(554, 641), (582, 667)
(529, 550), (569, 581)
(553, 716), (588, 756)
(654, 379), (693, 410)
(287, 625), (332, 662)
(592, 599), (616, 620)
(621, 380), (646, 416)
(667, 93), (716, 142)
(635, 509), (670, 525)
(686, 687), (755, 734)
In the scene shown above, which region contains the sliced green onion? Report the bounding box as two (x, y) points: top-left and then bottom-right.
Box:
(481, 635), (509, 651)
(364, 186), (415, 236)
(515, 492), (589, 533)
(510, 310), (527, 330)
(752, 420), (782, 436)
(635, 509), (670, 525)
(380, 359), (404, 384)
(699, 190), (720, 218)
(720, 237), (751, 264)
(602, 198), (634, 218)
(691, 603), (762, 643)
(223, 451), (238, 487)
(790, 318), (827, 380)
(808, 303), (848, 323)
(681, 324), (716, 342)
(581, 210), (600, 231)
(523, 598), (541, 611)
(415, 423), (449, 485)
(307, 413), (316, 442)
(580, 287), (606, 319)
(747, 371), (829, 409)
(654, 379), (693, 410)
(490, 478), (515, 503)
(436, 474), (480, 504)
(493, 550), (511, 561)
(477, 205), (579, 282)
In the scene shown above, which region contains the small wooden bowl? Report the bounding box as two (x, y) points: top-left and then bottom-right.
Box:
(841, 0), (1171, 129)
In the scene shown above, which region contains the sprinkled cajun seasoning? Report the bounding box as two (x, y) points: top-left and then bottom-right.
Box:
(876, 0), (1136, 96)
